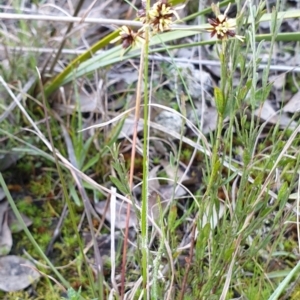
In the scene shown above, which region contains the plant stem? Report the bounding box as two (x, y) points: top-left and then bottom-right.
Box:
(141, 2), (151, 298)
(204, 41), (228, 199)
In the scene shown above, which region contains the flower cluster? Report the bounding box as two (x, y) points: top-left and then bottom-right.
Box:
(111, 1), (244, 51)
(111, 26), (144, 49)
(111, 0), (179, 50)
(207, 3), (244, 42)
(138, 0), (179, 33)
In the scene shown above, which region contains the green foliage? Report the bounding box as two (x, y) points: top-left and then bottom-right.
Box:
(2, 0), (300, 299)
(61, 287), (82, 300)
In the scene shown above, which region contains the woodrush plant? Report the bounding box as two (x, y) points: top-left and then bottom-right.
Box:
(1, 0), (300, 299)
(106, 0), (247, 298)
(62, 0), (300, 298)
(41, 0), (300, 97)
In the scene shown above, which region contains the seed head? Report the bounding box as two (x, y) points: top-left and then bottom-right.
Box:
(111, 26), (144, 49)
(207, 3), (244, 42)
(138, 0), (179, 33)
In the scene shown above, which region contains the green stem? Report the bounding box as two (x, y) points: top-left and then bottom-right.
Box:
(141, 65), (149, 298)
(204, 42), (228, 199)
(205, 114), (223, 198)
(141, 4), (151, 299)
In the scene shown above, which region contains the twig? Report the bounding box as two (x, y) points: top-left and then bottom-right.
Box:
(0, 12), (142, 26)
(0, 12), (194, 29)
(120, 46), (145, 300)
(45, 203), (68, 255)
(48, 0), (85, 74)
(0, 76), (36, 123)
(178, 223), (196, 300)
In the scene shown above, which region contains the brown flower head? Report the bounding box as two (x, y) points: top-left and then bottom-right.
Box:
(207, 3), (244, 42)
(111, 26), (144, 49)
(138, 0), (179, 33)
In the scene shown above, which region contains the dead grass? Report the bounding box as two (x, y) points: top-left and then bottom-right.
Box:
(1, 0), (300, 299)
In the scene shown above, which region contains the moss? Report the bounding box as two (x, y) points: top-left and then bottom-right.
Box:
(29, 174), (53, 198)
(291, 287), (300, 300)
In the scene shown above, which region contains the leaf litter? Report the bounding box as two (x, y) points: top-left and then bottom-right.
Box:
(0, 198), (36, 292)
(2, 0), (300, 297)
(0, 255), (40, 292)
(94, 165), (188, 230)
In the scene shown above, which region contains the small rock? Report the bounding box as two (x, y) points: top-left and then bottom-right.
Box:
(169, 63), (213, 99)
(154, 110), (186, 137)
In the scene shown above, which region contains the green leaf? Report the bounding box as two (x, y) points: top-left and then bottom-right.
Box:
(82, 152), (101, 173)
(61, 287), (82, 300)
(237, 79), (252, 102)
(196, 223), (211, 260)
(69, 183), (81, 206)
(214, 86), (225, 115)
(109, 176), (129, 195)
